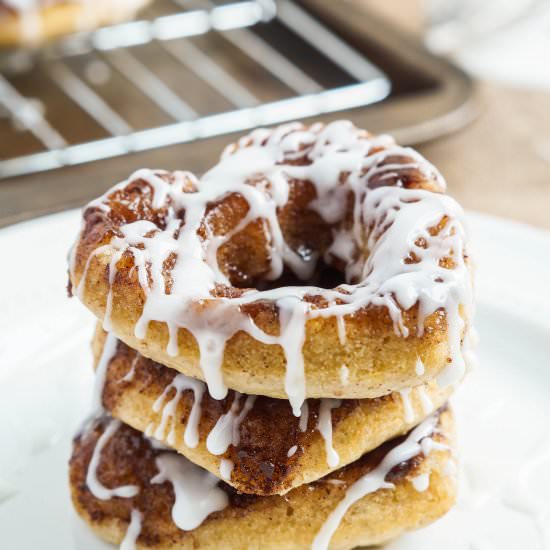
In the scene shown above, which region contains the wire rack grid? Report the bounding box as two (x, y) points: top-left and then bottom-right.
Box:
(0, 0), (391, 179)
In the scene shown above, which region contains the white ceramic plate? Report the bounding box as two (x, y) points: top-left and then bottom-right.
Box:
(0, 210), (549, 550)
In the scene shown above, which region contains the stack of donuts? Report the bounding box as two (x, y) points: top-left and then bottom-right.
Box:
(68, 120), (473, 549)
(0, 0), (152, 46)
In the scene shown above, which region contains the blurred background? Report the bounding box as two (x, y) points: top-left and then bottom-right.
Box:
(0, 0), (549, 227)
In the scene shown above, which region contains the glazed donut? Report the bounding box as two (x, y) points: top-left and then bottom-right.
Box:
(93, 328), (453, 495)
(0, 0), (152, 46)
(70, 409), (456, 550)
(70, 121), (472, 414)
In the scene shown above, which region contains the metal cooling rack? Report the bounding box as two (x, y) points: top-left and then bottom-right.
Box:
(0, 0), (391, 179)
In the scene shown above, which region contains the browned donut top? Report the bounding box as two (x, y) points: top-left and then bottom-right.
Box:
(70, 121), (471, 411)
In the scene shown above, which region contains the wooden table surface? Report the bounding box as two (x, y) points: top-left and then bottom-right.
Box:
(366, 0), (550, 229)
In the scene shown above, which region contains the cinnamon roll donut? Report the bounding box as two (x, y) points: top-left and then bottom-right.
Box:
(70, 409), (456, 550)
(93, 327), (453, 496)
(69, 121), (473, 414)
(0, 0), (152, 46)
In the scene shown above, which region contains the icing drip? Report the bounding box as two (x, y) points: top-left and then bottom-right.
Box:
(335, 313), (347, 345)
(420, 436), (449, 456)
(299, 401), (309, 432)
(317, 399), (342, 468)
(287, 445), (298, 458)
(399, 388), (414, 423)
(120, 509), (142, 550)
(86, 419), (139, 501)
(415, 357), (425, 376)
(143, 367), (360, 477)
(411, 472), (430, 492)
(206, 394), (256, 455)
(92, 333), (118, 413)
(120, 355), (139, 383)
(339, 365), (349, 386)
(417, 386), (434, 415)
(278, 297), (308, 416)
(219, 458), (234, 481)
(144, 361), (355, 472)
(145, 435), (171, 451)
(151, 453), (228, 530)
(73, 121), (471, 414)
(149, 373), (205, 448)
(311, 413), (440, 550)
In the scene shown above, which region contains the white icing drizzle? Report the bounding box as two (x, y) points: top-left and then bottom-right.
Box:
(278, 297), (308, 416)
(415, 357), (425, 376)
(311, 413), (441, 550)
(420, 436), (449, 457)
(92, 333), (118, 413)
(73, 121), (471, 416)
(86, 419), (139, 501)
(120, 509), (142, 550)
(206, 394), (256, 455)
(145, 435), (171, 451)
(399, 388), (414, 423)
(417, 386), (434, 415)
(219, 458), (234, 481)
(411, 472), (430, 492)
(299, 401), (309, 432)
(339, 364), (349, 386)
(120, 354), (139, 383)
(151, 453), (228, 531)
(149, 373), (205, 448)
(317, 399), (342, 468)
(140, 357), (355, 472)
(335, 313), (347, 345)
(146, 365), (354, 473)
(287, 445), (298, 458)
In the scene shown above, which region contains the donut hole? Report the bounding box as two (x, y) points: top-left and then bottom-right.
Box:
(209, 180), (348, 291)
(254, 263), (344, 292)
